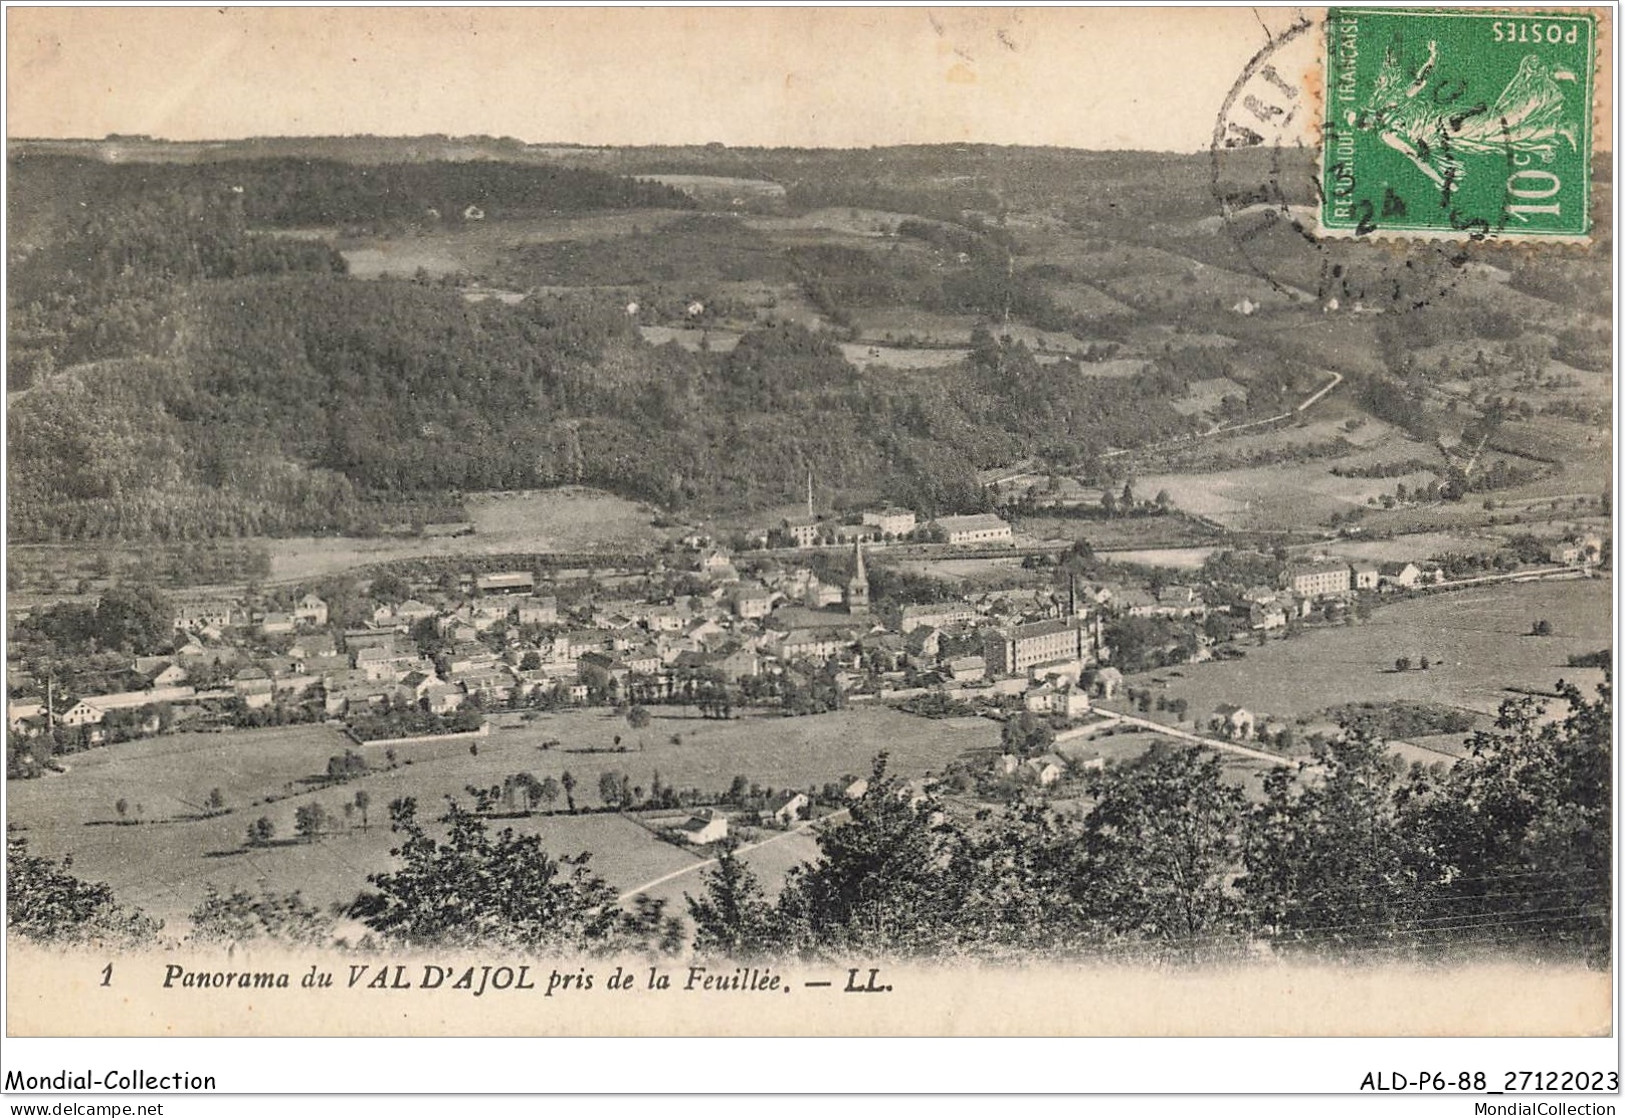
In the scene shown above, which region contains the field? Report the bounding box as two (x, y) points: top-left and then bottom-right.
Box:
(1011, 514), (1218, 551)
(329, 210), (698, 278)
(1094, 547), (1216, 571)
(1487, 417), (1613, 501)
(850, 307), (978, 345)
(1148, 413), (1406, 471)
(6, 707), (998, 928)
(1128, 577), (1612, 729)
(637, 175), (786, 203)
(889, 556), (1038, 584)
(1056, 726), (1282, 807)
(1044, 283), (1135, 319)
(839, 343), (967, 371)
(640, 325), (742, 352)
(263, 488), (662, 581)
(1323, 531), (1508, 564)
(1138, 460), (1435, 532)
(744, 208), (918, 239)
(1170, 377), (1248, 418)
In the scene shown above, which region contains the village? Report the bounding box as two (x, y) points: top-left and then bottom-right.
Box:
(8, 485), (1607, 858)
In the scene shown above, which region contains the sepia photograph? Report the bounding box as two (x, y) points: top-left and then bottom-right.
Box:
(2, 3), (1616, 1101)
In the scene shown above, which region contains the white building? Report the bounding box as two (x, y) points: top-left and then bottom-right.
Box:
(293, 594), (329, 627)
(934, 514), (1012, 546)
(677, 811), (729, 845)
(861, 507), (917, 538)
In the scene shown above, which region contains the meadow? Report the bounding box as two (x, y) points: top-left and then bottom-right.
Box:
(637, 175), (786, 203)
(1127, 577), (1611, 730)
(263, 488), (662, 581)
(838, 343), (967, 371)
(331, 210), (697, 279)
(1137, 460), (1437, 532)
(6, 706), (997, 927)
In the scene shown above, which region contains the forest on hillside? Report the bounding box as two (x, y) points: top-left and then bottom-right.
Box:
(7, 155), (1208, 543)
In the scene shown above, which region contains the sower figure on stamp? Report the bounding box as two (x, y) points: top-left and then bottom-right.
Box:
(1351, 36), (1579, 194)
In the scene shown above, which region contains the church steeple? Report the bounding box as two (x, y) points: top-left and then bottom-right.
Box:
(846, 539), (870, 613)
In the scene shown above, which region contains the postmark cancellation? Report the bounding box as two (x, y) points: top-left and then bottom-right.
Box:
(1321, 8), (1597, 242)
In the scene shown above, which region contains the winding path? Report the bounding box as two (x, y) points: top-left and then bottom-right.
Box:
(616, 808), (849, 903)
(1072, 712), (1297, 768)
(1103, 368), (1345, 458)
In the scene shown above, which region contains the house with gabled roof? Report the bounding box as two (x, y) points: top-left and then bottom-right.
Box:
(730, 585), (775, 620)
(1023, 755), (1065, 786)
(1091, 666), (1124, 699)
(1379, 561), (1422, 589)
(516, 596), (559, 627)
(259, 611), (295, 636)
(934, 513), (1012, 546)
(477, 571), (535, 596)
(141, 661), (189, 689)
(1211, 703), (1256, 740)
(768, 791), (810, 826)
(58, 699), (106, 727)
(294, 594), (329, 627)
(676, 810), (728, 845)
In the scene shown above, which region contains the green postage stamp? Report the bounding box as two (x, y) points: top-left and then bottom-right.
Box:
(1322, 7), (1595, 240)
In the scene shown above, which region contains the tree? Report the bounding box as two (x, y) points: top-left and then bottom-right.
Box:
(1241, 733), (1423, 955)
(189, 886), (334, 948)
(294, 802), (330, 842)
(205, 788), (225, 815)
(627, 705), (651, 731)
(354, 796), (619, 950)
(596, 894), (687, 958)
(246, 816), (276, 846)
(775, 754), (960, 956)
(1415, 675), (1611, 963)
(538, 776), (561, 814)
(1395, 656), (1411, 672)
(115, 798), (128, 823)
(1203, 613), (1238, 645)
(560, 771), (577, 813)
(325, 749), (368, 781)
(1000, 712), (1055, 758)
(1075, 744), (1245, 959)
(685, 839), (782, 958)
(369, 572), (412, 604)
(91, 584), (173, 655)
(519, 650), (542, 672)
(1531, 618), (1553, 636)
(354, 789), (372, 830)
(599, 771), (625, 810)
(6, 833), (161, 946)
(949, 795), (1088, 954)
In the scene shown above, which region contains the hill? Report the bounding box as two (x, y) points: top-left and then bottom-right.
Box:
(7, 144), (1610, 545)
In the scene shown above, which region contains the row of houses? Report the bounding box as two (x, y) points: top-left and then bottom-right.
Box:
(1278, 535), (1601, 600)
(1280, 557), (1485, 600)
(173, 593), (330, 637)
(780, 509), (1013, 548)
